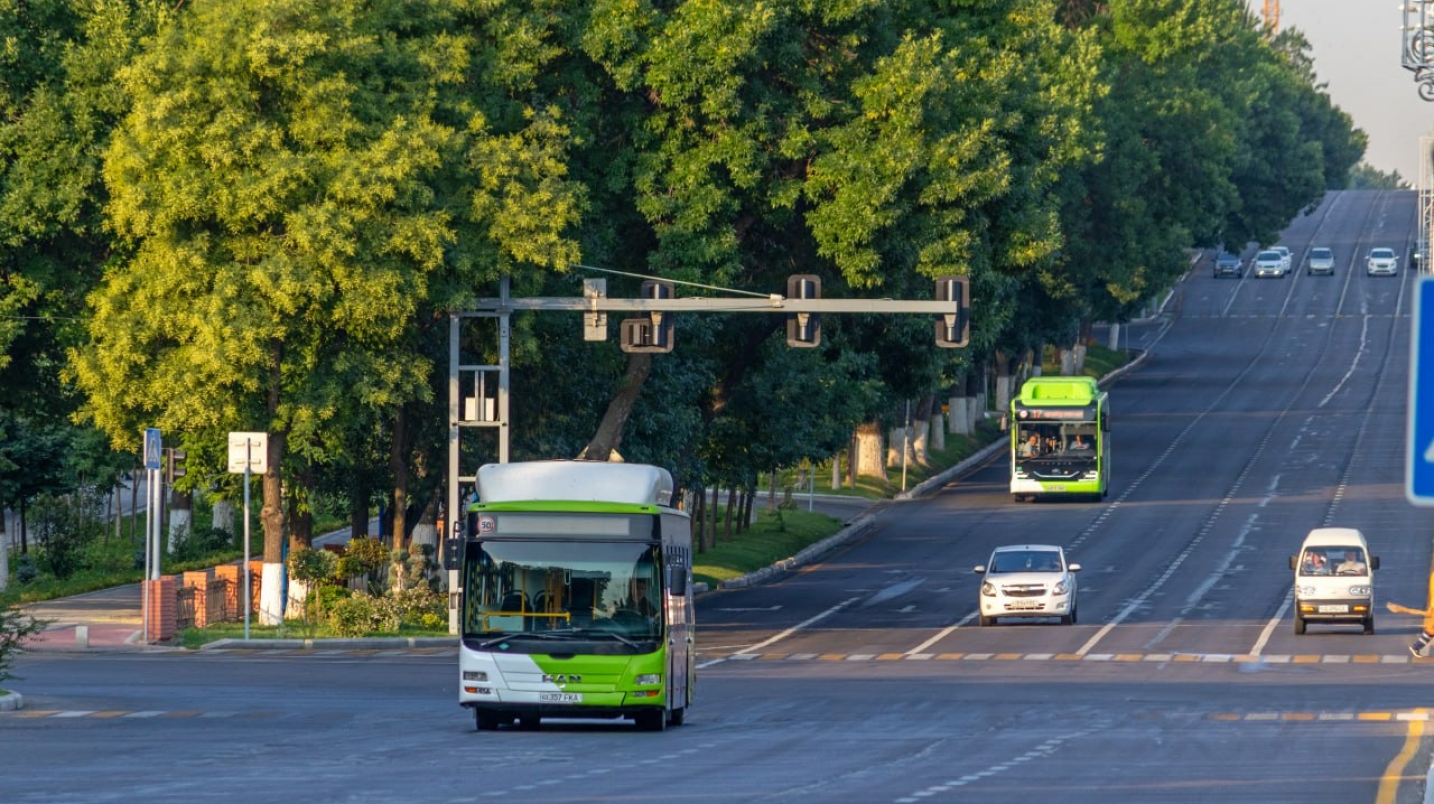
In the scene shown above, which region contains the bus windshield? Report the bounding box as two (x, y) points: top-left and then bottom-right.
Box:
(462, 538), (662, 643)
(1016, 422), (1097, 457)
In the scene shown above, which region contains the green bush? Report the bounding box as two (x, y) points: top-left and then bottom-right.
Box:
(0, 604), (45, 685)
(30, 491), (106, 581)
(327, 592), (399, 637)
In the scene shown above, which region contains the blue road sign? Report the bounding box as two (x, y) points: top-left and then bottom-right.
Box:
(143, 427), (162, 471)
(1408, 277), (1434, 504)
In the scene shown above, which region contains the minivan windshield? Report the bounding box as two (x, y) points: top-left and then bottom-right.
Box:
(1299, 546), (1367, 576)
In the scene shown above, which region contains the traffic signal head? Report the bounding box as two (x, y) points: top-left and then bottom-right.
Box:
(620, 280), (676, 353)
(934, 275), (969, 348)
(785, 275), (821, 348)
(165, 448), (187, 483)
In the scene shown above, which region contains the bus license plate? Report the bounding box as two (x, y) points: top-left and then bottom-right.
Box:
(540, 692), (581, 703)
(1318, 604), (1348, 614)
(1047, 485), (1066, 492)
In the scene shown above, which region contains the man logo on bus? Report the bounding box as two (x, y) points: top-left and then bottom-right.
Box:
(542, 674), (581, 684)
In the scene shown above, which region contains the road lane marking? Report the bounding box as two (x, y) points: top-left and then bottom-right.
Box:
(1376, 708), (1424, 804)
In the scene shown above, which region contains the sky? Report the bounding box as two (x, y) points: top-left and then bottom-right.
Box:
(1246, 0), (1434, 184)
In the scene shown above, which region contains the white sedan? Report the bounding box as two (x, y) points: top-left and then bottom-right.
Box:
(1366, 247), (1398, 276)
(974, 544), (1081, 626)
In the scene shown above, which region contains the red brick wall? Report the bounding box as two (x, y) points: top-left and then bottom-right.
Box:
(143, 576), (176, 642)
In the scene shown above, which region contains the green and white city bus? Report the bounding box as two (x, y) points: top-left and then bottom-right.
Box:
(458, 460), (694, 731)
(1009, 376), (1110, 502)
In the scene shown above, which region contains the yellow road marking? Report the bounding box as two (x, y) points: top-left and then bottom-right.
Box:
(1376, 708), (1424, 804)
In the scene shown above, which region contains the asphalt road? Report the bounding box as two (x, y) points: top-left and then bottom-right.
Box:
(6, 189), (1434, 804)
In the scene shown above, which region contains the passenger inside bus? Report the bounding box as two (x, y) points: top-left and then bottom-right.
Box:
(1019, 433), (1042, 457)
(1069, 433), (1091, 450)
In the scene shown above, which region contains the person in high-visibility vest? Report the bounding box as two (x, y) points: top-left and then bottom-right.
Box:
(1386, 568), (1434, 657)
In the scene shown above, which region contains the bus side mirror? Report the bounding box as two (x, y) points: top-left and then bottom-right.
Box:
(667, 566), (688, 596)
(998, 415), (1008, 433)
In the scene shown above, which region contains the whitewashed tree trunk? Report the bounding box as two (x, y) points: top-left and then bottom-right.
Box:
(286, 577), (310, 620)
(931, 411), (945, 451)
(855, 423), (886, 480)
(831, 455), (842, 490)
(167, 500), (191, 554)
(995, 374), (1016, 413)
(1108, 322), (1121, 350)
(260, 562), (285, 625)
(1069, 342), (1088, 375)
(912, 417), (931, 463)
(212, 499), (236, 540)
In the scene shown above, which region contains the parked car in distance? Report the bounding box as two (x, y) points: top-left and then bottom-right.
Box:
(1213, 252), (1242, 278)
(1366, 247), (1398, 276)
(974, 544), (1080, 626)
(1252, 249), (1287, 278)
(1413, 239), (1428, 270)
(1273, 246), (1292, 272)
(1306, 247), (1335, 275)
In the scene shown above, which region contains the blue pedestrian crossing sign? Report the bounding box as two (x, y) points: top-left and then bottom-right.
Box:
(1409, 277), (1434, 505)
(143, 427), (162, 472)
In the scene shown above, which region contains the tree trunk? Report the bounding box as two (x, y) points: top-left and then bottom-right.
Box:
(708, 486), (719, 550)
(767, 471), (778, 511)
(259, 344), (289, 626)
(212, 498), (235, 543)
(854, 422), (886, 480)
(692, 487), (707, 553)
(130, 471), (139, 543)
(740, 485), (754, 532)
(723, 487), (736, 542)
(168, 489), (192, 555)
(260, 428), (288, 626)
(913, 394), (934, 464)
(578, 352), (653, 462)
(388, 408), (410, 550)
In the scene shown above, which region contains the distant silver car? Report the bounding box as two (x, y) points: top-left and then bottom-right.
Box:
(1273, 246), (1292, 272)
(1366, 247), (1398, 277)
(1307, 247), (1335, 275)
(1252, 249), (1287, 278)
(1213, 252), (1242, 278)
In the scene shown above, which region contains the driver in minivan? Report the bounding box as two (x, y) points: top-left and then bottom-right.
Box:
(1335, 550), (1367, 575)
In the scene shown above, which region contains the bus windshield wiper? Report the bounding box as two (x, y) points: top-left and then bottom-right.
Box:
(474, 632), (581, 648)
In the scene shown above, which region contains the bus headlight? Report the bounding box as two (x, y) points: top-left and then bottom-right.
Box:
(635, 673), (662, 685)
(463, 671), (488, 682)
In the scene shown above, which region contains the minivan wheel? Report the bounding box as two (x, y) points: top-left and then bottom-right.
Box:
(1363, 616), (1375, 635)
(1293, 614), (1306, 635)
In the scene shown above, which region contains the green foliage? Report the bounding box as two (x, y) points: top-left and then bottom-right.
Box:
(338, 536), (388, 594)
(0, 603), (47, 684)
(327, 592), (400, 637)
(29, 490), (106, 580)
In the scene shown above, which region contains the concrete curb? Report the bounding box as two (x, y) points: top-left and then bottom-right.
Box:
(201, 636), (457, 651)
(0, 690), (22, 711)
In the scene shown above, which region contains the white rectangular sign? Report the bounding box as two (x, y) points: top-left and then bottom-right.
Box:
(227, 432), (269, 474)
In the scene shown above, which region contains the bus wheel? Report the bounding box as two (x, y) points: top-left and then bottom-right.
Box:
(518, 714), (541, 730)
(636, 709), (667, 732)
(668, 707), (686, 727)
(475, 711), (501, 731)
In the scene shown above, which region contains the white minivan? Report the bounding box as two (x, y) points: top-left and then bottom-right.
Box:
(1289, 527), (1379, 635)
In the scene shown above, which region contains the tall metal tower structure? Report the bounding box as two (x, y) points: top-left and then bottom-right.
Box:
(1406, 1), (1434, 100)
(1422, 134), (1432, 275)
(1262, 0), (1280, 35)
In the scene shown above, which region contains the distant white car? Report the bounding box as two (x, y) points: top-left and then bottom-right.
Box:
(1366, 247), (1398, 277)
(1273, 246), (1292, 272)
(1252, 250), (1287, 278)
(1307, 247), (1335, 275)
(975, 544), (1080, 626)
